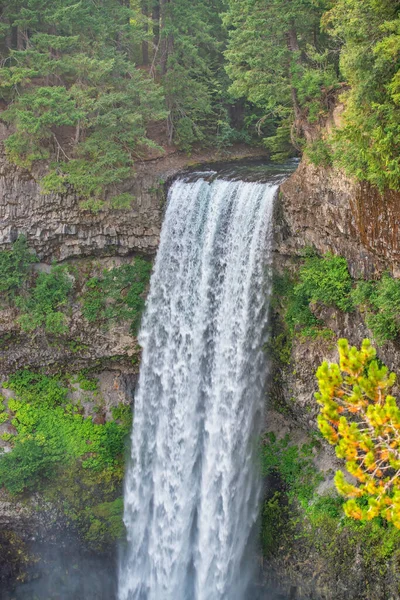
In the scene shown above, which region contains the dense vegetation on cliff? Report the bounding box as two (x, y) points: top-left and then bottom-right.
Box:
(0, 0), (399, 204)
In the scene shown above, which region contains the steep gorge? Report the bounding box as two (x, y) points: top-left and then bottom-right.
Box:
(1, 146), (400, 598)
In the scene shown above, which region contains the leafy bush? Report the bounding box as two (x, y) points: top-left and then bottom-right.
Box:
(284, 252), (352, 334)
(352, 274), (400, 344)
(0, 438), (60, 495)
(296, 252), (352, 311)
(74, 371), (98, 392)
(16, 266), (73, 334)
(262, 432), (322, 506)
(82, 259), (152, 334)
(0, 236), (37, 302)
(0, 370), (131, 496)
(304, 139), (333, 167)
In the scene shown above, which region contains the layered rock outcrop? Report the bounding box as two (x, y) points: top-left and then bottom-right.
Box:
(0, 136), (262, 262)
(0, 142), (266, 593)
(278, 160), (400, 279)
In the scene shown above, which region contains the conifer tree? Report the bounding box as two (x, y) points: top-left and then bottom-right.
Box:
(323, 0), (400, 191)
(316, 339), (400, 528)
(224, 0), (338, 156)
(0, 0), (167, 209)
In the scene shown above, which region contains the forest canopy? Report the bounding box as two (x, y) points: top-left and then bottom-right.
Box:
(0, 0), (399, 204)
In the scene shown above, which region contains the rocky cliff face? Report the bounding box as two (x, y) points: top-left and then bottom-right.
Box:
(278, 160), (400, 278)
(0, 131), (263, 262)
(266, 160), (400, 600)
(274, 158), (400, 428)
(2, 142), (400, 598)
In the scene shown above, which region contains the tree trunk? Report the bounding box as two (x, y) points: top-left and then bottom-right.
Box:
(153, 0), (160, 51)
(142, 2), (149, 66)
(160, 0), (172, 76)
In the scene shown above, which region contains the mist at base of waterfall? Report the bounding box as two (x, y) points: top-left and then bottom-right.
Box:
(1, 537), (117, 600)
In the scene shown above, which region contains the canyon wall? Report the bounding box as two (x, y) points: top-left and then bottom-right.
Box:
(2, 144), (400, 597)
(267, 160), (400, 600)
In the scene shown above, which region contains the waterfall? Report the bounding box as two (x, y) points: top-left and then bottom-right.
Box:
(118, 175), (277, 600)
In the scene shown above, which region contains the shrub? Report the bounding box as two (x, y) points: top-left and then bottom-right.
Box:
(285, 252), (353, 334)
(296, 252), (352, 311)
(305, 139), (333, 167)
(16, 265), (73, 334)
(262, 432), (322, 506)
(82, 258), (152, 334)
(352, 273), (400, 344)
(0, 437), (60, 495)
(0, 236), (37, 302)
(0, 370), (131, 496)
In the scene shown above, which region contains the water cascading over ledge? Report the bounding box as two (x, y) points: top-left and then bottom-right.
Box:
(118, 174), (279, 600)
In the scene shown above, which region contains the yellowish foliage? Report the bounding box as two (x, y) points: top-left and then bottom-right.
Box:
(315, 339), (400, 528)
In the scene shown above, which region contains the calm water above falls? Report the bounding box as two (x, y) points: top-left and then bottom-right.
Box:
(118, 177), (278, 600)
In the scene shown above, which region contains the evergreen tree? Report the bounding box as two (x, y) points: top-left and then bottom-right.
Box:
(316, 339), (400, 528)
(147, 0), (241, 150)
(224, 0), (338, 158)
(324, 0), (400, 191)
(0, 1), (166, 208)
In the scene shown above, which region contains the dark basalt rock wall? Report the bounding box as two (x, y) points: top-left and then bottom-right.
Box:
(278, 160), (400, 279)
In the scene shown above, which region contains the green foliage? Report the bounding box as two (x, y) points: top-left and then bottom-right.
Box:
(262, 432), (322, 506)
(0, 437), (60, 495)
(266, 331), (292, 366)
(325, 0), (400, 191)
(84, 497), (125, 550)
(260, 432), (400, 582)
(352, 273), (400, 344)
(261, 491), (287, 557)
(224, 0), (338, 152)
(297, 326), (335, 341)
(283, 252), (352, 335)
(0, 370), (131, 498)
(16, 266), (73, 335)
(263, 122), (297, 162)
(43, 462), (126, 550)
(82, 258), (152, 334)
(0, 237), (37, 302)
(0, 0), (166, 207)
(0, 368), (131, 548)
(0, 0), (262, 191)
(111, 404), (132, 428)
(73, 371), (98, 392)
(304, 139), (333, 167)
(295, 252), (353, 311)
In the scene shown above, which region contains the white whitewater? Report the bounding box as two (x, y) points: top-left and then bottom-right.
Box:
(118, 176), (277, 600)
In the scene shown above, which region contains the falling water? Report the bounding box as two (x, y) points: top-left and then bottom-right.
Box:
(118, 175), (278, 600)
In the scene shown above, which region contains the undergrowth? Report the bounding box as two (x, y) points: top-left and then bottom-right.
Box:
(82, 259), (152, 334)
(272, 250), (400, 347)
(352, 273), (400, 344)
(0, 238), (152, 337)
(260, 431), (400, 577)
(0, 370), (132, 550)
(0, 236), (37, 303)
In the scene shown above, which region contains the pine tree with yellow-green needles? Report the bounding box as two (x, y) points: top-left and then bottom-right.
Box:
(316, 339), (400, 528)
